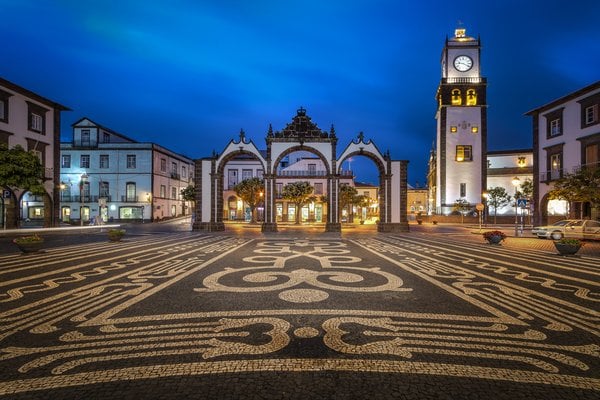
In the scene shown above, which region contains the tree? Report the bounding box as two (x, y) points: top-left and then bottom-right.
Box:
(486, 187), (512, 224)
(281, 181), (313, 224)
(0, 144), (45, 195)
(453, 198), (471, 224)
(180, 185), (196, 220)
(516, 179), (533, 225)
(547, 166), (600, 218)
(339, 184), (358, 222)
(233, 177), (264, 223)
(354, 194), (370, 223)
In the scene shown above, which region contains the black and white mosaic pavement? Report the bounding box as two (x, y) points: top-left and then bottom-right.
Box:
(0, 232), (598, 399)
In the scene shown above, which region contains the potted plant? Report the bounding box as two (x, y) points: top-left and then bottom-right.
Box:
(554, 237), (584, 256)
(416, 212), (423, 225)
(107, 229), (126, 242)
(432, 220), (438, 225)
(13, 234), (44, 253)
(482, 230), (506, 245)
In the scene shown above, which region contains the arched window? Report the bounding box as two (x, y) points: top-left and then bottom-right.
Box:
(451, 89), (462, 105)
(466, 89), (477, 106)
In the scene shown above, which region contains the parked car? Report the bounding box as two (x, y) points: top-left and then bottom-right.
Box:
(531, 219), (600, 240)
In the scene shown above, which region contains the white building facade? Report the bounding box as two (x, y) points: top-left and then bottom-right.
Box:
(0, 77), (69, 228)
(527, 81), (600, 224)
(60, 118), (194, 223)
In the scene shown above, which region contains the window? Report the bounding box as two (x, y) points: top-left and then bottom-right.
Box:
(160, 158), (167, 172)
(126, 182), (136, 202)
(471, 125), (479, 133)
(30, 113), (43, 132)
(80, 154), (90, 168)
(81, 129), (90, 146)
(181, 165), (187, 178)
(456, 145), (472, 162)
(171, 162), (177, 173)
(466, 89), (477, 106)
(276, 183), (283, 196)
(308, 164), (316, 174)
(61, 154), (71, 168)
(584, 143), (598, 168)
(103, 132), (110, 143)
(228, 170), (238, 189)
(550, 153), (562, 180)
(99, 154), (109, 169)
(0, 89), (10, 122)
(160, 185), (166, 198)
(585, 105), (598, 125)
(0, 96), (7, 122)
(127, 154), (136, 169)
(171, 186), (177, 199)
(450, 126), (458, 133)
(99, 181), (109, 198)
(26, 101), (47, 134)
(242, 169), (253, 180)
(578, 93), (600, 128)
(460, 183), (466, 198)
(451, 89), (462, 106)
(550, 119), (560, 136)
(314, 183), (323, 195)
(256, 169), (263, 178)
(544, 108), (563, 138)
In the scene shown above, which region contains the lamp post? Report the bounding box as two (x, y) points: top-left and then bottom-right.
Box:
(511, 177), (520, 237)
(145, 193), (152, 223)
(80, 173), (89, 226)
(482, 192), (489, 227)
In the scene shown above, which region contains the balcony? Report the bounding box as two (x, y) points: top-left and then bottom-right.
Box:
(277, 170), (326, 177)
(171, 172), (181, 180)
(121, 195), (139, 202)
(443, 77), (485, 84)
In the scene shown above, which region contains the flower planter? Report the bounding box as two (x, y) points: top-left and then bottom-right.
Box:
(13, 235), (44, 254)
(14, 241), (44, 253)
(485, 235), (503, 245)
(554, 242), (581, 256)
(107, 229), (125, 242)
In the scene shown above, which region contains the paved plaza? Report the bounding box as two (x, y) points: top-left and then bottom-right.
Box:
(0, 226), (598, 399)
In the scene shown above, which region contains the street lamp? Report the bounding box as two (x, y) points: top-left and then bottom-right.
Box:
(511, 177), (520, 237)
(482, 192), (489, 227)
(80, 173), (89, 226)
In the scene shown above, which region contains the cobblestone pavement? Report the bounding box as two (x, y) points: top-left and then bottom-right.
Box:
(0, 230), (598, 399)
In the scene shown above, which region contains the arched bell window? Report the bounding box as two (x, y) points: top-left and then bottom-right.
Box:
(451, 89), (462, 105)
(466, 89), (477, 106)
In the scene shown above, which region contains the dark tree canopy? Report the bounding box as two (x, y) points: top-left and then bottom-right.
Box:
(281, 181), (313, 224)
(233, 177), (264, 223)
(0, 144), (46, 195)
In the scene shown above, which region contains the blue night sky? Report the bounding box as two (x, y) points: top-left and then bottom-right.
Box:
(2, 0), (599, 185)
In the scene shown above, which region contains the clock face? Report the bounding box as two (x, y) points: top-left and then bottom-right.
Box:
(454, 55), (473, 72)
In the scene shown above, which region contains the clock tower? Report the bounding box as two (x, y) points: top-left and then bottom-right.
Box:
(435, 27), (487, 214)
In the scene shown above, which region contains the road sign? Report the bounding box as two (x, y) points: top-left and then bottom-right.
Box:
(517, 198), (527, 208)
(475, 203), (484, 211)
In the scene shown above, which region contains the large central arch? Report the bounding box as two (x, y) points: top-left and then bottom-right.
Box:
(193, 108), (408, 233)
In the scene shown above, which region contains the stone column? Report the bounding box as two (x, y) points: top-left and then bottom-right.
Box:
(325, 175), (341, 232)
(261, 174), (278, 232)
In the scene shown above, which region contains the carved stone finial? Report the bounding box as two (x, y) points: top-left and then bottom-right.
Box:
(297, 106), (306, 116)
(239, 129), (246, 142)
(267, 123), (274, 138)
(357, 131), (364, 142)
(329, 124), (336, 138)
